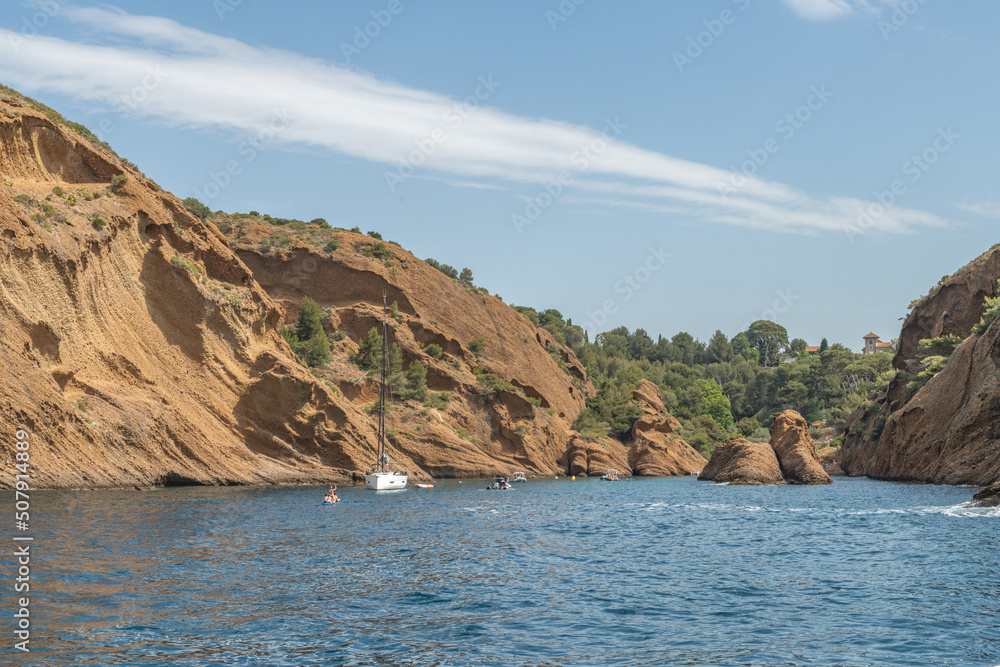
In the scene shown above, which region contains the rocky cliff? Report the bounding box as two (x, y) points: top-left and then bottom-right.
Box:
(554, 380), (706, 477)
(0, 94), (399, 488)
(769, 410), (832, 485)
(628, 380), (707, 476)
(0, 89), (704, 488)
(221, 218), (593, 478)
(698, 437), (784, 485)
(699, 410), (830, 485)
(840, 246), (1000, 487)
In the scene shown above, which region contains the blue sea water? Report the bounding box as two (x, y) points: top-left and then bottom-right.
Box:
(4, 477), (1000, 666)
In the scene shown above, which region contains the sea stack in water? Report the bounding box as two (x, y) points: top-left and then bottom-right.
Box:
(629, 380), (708, 476)
(769, 410), (833, 485)
(698, 437), (785, 485)
(700, 410), (832, 486)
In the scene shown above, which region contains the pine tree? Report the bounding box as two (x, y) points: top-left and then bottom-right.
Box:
(468, 337), (486, 356)
(401, 361), (428, 402)
(387, 344), (404, 388)
(294, 297), (325, 342)
(302, 331), (330, 368)
(284, 297), (330, 367)
(357, 327), (381, 369)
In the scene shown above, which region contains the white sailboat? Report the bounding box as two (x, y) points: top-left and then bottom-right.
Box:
(365, 294), (408, 491)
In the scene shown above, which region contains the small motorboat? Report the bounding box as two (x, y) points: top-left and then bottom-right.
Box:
(487, 474), (512, 490)
(511, 471), (527, 483)
(601, 469), (620, 481)
(415, 483), (434, 489)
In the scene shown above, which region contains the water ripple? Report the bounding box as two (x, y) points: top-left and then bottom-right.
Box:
(4, 477), (999, 666)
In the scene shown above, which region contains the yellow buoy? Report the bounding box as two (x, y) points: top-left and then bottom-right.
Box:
(571, 475), (576, 481)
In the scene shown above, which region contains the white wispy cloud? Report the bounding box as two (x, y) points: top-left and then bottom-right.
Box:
(785, 0), (856, 21)
(784, 0), (889, 21)
(954, 201), (1000, 219)
(0, 5), (950, 238)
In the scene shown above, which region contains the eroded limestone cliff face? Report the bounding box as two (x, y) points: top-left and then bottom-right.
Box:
(0, 91), (704, 487)
(628, 380), (707, 476)
(698, 437), (784, 486)
(229, 223), (595, 477)
(840, 246), (1000, 487)
(557, 380), (706, 478)
(0, 97), (405, 488)
(770, 410), (831, 485)
(699, 410), (830, 486)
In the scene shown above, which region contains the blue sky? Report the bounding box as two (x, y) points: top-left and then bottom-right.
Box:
(1, 0), (997, 351)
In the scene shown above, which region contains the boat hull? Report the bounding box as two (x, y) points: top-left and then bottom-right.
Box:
(365, 471), (408, 490)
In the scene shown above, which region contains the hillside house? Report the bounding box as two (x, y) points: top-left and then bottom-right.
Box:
(862, 333), (895, 355)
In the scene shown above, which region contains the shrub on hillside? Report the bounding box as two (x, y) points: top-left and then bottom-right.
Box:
(425, 391), (450, 409)
(735, 417), (760, 437)
(917, 335), (963, 359)
(425, 258), (459, 279)
(472, 367), (519, 396)
(468, 337), (485, 356)
(355, 241), (391, 259)
(972, 281), (1000, 335)
(183, 197), (210, 220)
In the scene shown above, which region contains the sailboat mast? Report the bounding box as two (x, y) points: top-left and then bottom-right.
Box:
(379, 293), (388, 472)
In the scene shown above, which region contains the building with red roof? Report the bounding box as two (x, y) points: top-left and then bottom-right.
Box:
(863, 333), (895, 355)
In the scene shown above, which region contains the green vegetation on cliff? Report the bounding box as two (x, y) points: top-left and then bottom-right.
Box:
(973, 280), (1000, 334)
(210, 210), (897, 458)
(514, 308), (895, 457)
(281, 297), (330, 368)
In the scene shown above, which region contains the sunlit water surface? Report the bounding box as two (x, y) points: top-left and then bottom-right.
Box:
(4, 477), (999, 666)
